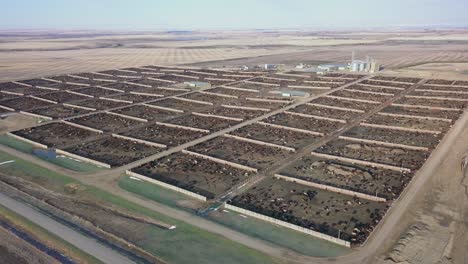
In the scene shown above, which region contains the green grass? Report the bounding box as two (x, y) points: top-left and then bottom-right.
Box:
(0, 204), (103, 264)
(0, 135), (35, 153)
(209, 210), (352, 257)
(0, 135), (103, 173)
(0, 149), (283, 264)
(118, 176), (199, 213)
(88, 185), (281, 264)
(119, 175), (352, 259)
(45, 155), (104, 173)
(0, 151), (75, 190)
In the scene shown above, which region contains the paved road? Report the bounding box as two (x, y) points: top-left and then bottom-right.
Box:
(0, 192), (136, 264)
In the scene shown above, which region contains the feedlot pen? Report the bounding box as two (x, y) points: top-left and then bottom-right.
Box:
(2, 66), (468, 247)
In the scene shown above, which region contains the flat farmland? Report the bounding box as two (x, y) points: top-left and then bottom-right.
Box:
(132, 152), (253, 199)
(4, 31), (468, 82)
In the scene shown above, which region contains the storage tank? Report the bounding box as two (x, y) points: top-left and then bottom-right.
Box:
(359, 62), (366, 72)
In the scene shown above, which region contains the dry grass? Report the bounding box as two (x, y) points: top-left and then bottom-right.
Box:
(388, 62), (468, 80)
(2, 30), (468, 81)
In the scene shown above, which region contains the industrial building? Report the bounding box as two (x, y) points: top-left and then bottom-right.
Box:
(279, 90), (309, 98)
(184, 81), (212, 89)
(350, 53), (380, 73)
(318, 63), (349, 72)
(264, 64), (277, 70)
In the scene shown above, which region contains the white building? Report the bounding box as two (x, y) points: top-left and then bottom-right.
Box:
(351, 60), (367, 72)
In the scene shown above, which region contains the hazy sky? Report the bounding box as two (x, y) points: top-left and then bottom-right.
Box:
(2, 0), (467, 30)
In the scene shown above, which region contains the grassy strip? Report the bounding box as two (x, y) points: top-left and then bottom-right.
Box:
(88, 185), (281, 264)
(119, 175), (351, 258)
(209, 210), (351, 257)
(0, 204), (103, 264)
(0, 150), (282, 264)
(0, 135), (103, 173)
(118, 176), (200, 213)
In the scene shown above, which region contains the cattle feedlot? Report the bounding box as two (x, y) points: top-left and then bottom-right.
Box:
(2, 64), (468, 251)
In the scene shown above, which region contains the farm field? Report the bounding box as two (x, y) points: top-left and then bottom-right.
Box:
(2, 30), (468, 82)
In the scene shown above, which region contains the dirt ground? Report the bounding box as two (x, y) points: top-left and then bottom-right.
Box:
(388, 62), (468, 81)
(0, 113), (41, 133)
(2, 30), (468, 82)
(374, 115), (468, 264)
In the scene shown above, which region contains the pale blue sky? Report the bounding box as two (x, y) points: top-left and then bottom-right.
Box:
(1, 0), (467, 30)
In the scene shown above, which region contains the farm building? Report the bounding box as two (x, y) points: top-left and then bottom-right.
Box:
(184, 81), (212, 89)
